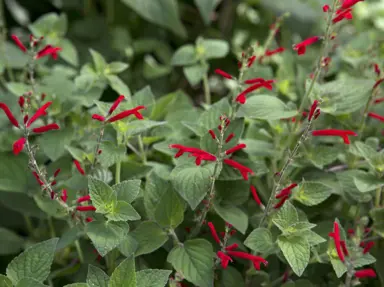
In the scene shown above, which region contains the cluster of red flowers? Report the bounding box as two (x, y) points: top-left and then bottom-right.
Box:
(92, 95), (146, 123)
(208, 222), (268, 270)
(329, 221), (376, 279)
(12, 34), (62, 60)
(274, 183), (297, 209)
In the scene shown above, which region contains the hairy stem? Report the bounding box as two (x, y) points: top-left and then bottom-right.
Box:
(91, 125), (105, 170)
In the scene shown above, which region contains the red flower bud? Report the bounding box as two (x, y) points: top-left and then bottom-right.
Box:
(108, 106), (146, 122)
(354, 269), (376, 278)
(60, 189), (68, 202)
(53, 168), (61, 177)
(108, 95), (125, 115)
(250, 185), (264, 208)
(208, 129), (216, 140)
(208, 222), (221, 244)
(293, 36), (320, 55)
(13, 137), (26, 155)
(36, 45), (62, 60)
(92, 114), (105, 122)
(225, 143), (246, 155)
(77, 195), (91, 203)
(215, 69), (233, 79)
(32, 123), (60, 133)
(11, 35), (27, 53)
(0, 103), (19, 128)
(76, 205), (96, 212)
(247, 56), (256, 68)
(225, 133), (234, 143)
(27, 102), (52, 127)
(18, 96), (25, 109)
(73, 160), (85, 175)
(323, 4), (330, 12)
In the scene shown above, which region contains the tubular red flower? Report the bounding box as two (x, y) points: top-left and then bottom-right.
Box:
(265, 47), (285, 56)
(244, 78), (264, 85)
(226, 251), (268, 270)
(340, 240), (349, 257)
(374, 97), (384, 104)
(13, 137), (26, 155)
(32, 171), (44, 186)
(247, 55), (256, 68)
(85, 217), (93, 222)
(374, 63), (381, 76)
(36, 45), (62, 60)
(32, 123), (60, 133)
(276, 183), (297, 199)
(76, 205), (96, 212)
(77, 195), (91, 203)
(215, 69), (233, 79)
(373, 78), (384, 90)
(169, 144), (217, 165)
(51, 180), (57, 186)
(363, 241), (374, 254)
(208, 129), (216, 140)
(108, 95), (125, 115)
(347, 228), (355, 235)
(11, 35), (27, 52)
(53, 168), (61, 177)
(225, 143), (246, 155)
(329, 221), (345, 262)
(293, 36), (320, 55)
(108, 106), (146, 122)
(217, 251), (233, 269)
(341, 0), (364, 10)
(250, 185), (264, 207)
(308, 100), (319, 121)
(0, 103), (19, 128)
(74, 160), (85, 175)
(236, 82), (273, 104)
(208, 222), (221, 244)
(332, 8), (353, 23)
(18, 96), (25, 109)
(27, 102), (52, 127)
(354, 269), (376, 278)
(368, 112), (384, 122)
(223, 159), (254, 180)
(273, 195), (289, 209)
(60, 189), (68, 202)
(225, 133), (234, 143)
(92, 114), (105, 122)
(312, 129), (357, 144)
(323, 4), (330, 12)
(225, 243), (239, 251)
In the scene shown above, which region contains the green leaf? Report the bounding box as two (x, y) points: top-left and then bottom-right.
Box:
(337, 170), (372, 202)
(136, 269), (172, 287)
(221, 267), (245, 287)
(34, 194), (68, 219)
(293, 181), (333, 206)
(198, 98), (231, 134)
(194, 0), (219, 25)
(215, 180), (249, 206)
(88, 177), (115, 214)
(106, 201), (141, 222)
(124, 120), (167, 137)
(85, 221), (129, 257)
(353, 172), (384, 193)
(109, 257), (136, 287)
(167, 239), (214, 287)
(60, 39), (79, 67)
(244, 228), (275, 255)
(199, 39), (229, 59)
(238, 95), (297, 120)
(283, 222), (316, 236)
(306, 145), (340, 169)
(330, 257), (347, 278)
(98, 142), (126, 168)
(87, 265), (109, 287)
(353, 141), (381, 170)
(0, 153), (29, 193)
(272, 201), (299, 231)
(106, 62), (129, 74)
(370, 207), (384, 237)
(121, 0), (186, 38)
(301, 230), (326, 246)
(155, 188), (184, 228)
(171, 45), (197, 66)
(183, 64), (208, 86)
(57, 226), (82, 250)
(144, 172), (172, 219)
(118, 235), (138, 258)
(132, 86), (156, 117)
(37, 127), (74, 161)
(15, 278), (48, 287)
(90, 49), (107, 73)
(170, 163), (212, 210)
(131, 221), (168, 256)
(277, 235), (310, 277)
(213, 201), (248, 234)
(6, 238), (59, 285)
(0, 274), (12, 287)
(106, 75), (131, 99)
(112, 180), (141, 203)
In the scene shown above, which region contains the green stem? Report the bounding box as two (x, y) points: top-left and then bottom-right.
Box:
(74, 240), (85, 263)
(137, 135), (147, 164)
(115, 161), (121, 184)
(47, 216), (56, 238)
(168, 229), (182, 246)
(203, 73), (211, 105)
(375, 187), (382, 208)
(24, 215), (34, 236)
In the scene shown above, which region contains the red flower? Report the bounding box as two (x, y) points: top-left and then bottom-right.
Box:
(275, 183), (297, 199)
(76, 205), (96, 212)
(265, 47), (285, 56)
(92, 114), (105, 122)
(247, 56), (256, 68)
(329, 221), (345, 262)
(32, 171), (44, 186)
(308, 100), (319, 121)
(18, 96), (25, 109)
(208, 222), (221, 244)
(293, 36), (320, 55)
(236, 81), (274, 104)
(312, 129), (357, 144)
(77, 195), (91, 203)
(225, 133), (234, 143)
(217, 251), (233, 269)
(226, 250), (268, 270)
(215, 69), (233, 79)
(85, 217), (93, 223)
(225, 143), (246, 155)
(340, 240), (349, 256)
(223, 159), (254, 180)
(374, 63), (381, 77)
(108, 106), (146, 122)
(13, 138), (26, 155)
(244, 78), (264, 85)
(60, 189), (68, 202)
(169, 144), (217, 165)
(341, 0), (364, 10)
(225, 243), (238, 251)
(363, 241), (374, 254)
(27, 102), (52, 127)
(32, 123), (60, 133)
(273, 195), (289, 209)
(373, 78), (384, 90)
(368, 112), (384, 122)
(323, 4), (330, 12)
(250, 185), (264, 208)
(332, 8), (353, 23)
(108, 95), (125, 115)
(73, 160), (85, 175)
(11, 35), (27, 53)
(35, 45), (62, 60)
(208, 130), (216, 140)
(354, 269), (376, 278)
(0, 103), (19, 128)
